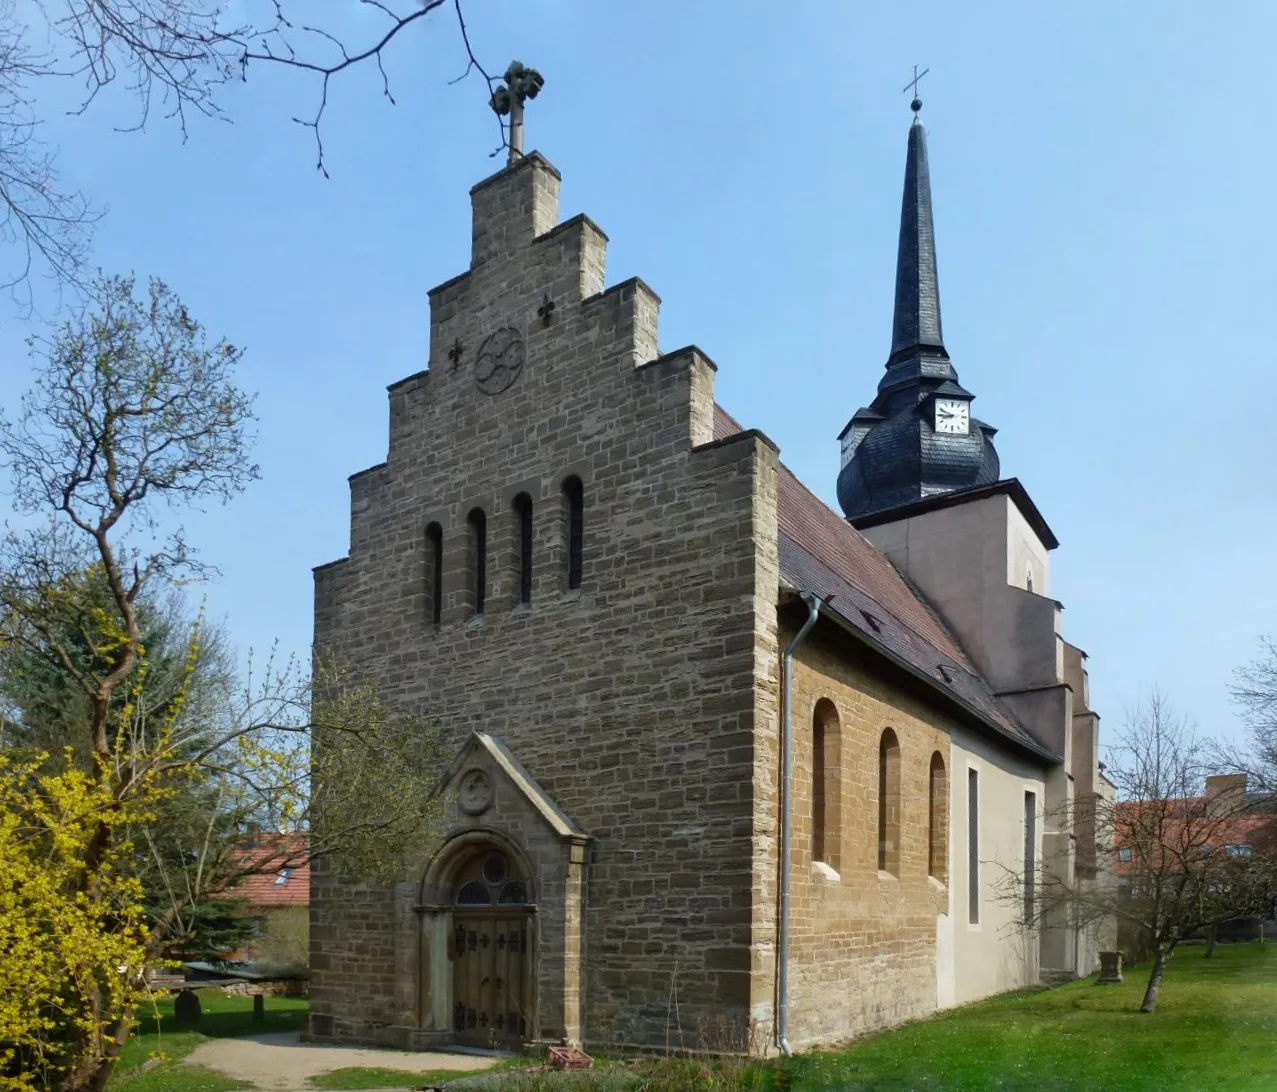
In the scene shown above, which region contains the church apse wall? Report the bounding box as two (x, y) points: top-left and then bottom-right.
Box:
(311, 153), (782, 1052)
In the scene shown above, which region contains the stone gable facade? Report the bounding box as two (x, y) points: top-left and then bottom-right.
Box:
(312, 153), (783, 1051)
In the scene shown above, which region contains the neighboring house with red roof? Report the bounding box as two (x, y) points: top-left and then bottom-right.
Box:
(309, 113), (1112, 1053)
(230, 833), (310, 909)
(1113, 775), (1276, 925)
(225, 833), (310, 968)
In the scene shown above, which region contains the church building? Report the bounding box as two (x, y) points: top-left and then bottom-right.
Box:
(308, 94), (1111, 1054)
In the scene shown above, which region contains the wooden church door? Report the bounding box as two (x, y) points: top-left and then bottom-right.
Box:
(450, 849), (533, 1046)
(453, 914), (530, 1045)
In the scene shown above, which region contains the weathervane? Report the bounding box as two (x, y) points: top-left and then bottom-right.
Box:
(903, 64), (930, 119)
(491, 61), (545, 165)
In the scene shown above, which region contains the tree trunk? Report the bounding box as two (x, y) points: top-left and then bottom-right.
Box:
(1140, 945), (1170, 1013)
(61, 1053), (112, 1092)
(1205, 925), (1217, 958)
(61, 1017), (131, 1092)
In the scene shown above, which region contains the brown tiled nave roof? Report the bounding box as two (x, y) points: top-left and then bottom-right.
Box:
(712, 404), (1050, 760)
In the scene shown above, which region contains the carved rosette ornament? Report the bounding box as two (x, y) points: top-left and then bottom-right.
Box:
(474, 327), (526, 396)
(458, 768), (493, 815)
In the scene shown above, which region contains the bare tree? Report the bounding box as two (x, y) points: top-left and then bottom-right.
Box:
(1231, 637), (1277, 798)
(0, 272), (445, 1091)
(0, 0), (506, 301)
(1001, 690), (1277, 1013)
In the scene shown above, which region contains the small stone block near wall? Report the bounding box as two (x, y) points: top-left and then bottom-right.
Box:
(1096, 951), (1123, 984)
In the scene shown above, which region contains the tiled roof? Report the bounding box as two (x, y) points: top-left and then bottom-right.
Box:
(712, 404), (1049, 760)
(1112, 801), (1274, 875)
(227, 835), (310, 908)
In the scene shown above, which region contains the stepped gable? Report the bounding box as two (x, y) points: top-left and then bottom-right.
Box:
(712, 403), (1045, 757)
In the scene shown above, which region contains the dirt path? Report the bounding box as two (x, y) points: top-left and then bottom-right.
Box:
(185, 1031), (496, 1091)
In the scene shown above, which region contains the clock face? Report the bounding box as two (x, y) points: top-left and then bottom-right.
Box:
(934, 399), (970, 435)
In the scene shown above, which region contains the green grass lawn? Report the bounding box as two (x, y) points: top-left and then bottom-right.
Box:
(305, 1065), (509, 1090)
(105, 943), (1277, 1091)
(108, 989), (308, 1092)
(451, 942), (1277, 1092)
(783, 941), (1277, 1091)
(305, 1067), (468, 1089)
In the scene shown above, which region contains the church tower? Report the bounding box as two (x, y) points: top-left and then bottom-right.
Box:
(836, 100), (1000, 519)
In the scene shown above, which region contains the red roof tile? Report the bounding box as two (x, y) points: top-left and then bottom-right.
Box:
(1111, 800), (1273, 875)
(227, 835), (310, 908)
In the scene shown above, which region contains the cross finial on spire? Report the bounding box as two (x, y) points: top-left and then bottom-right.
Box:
(902, 64), (930, 119)
(491, 60), (545, 165)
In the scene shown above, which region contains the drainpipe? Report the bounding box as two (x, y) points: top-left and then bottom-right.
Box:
(777, 590), (824, 1056)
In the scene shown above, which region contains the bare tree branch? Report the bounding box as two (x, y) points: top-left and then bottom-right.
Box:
(995, 689), (1277, 1012)
(0, 1), (502, 295)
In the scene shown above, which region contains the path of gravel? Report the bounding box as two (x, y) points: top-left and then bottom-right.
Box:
(184, 1030), (495, 1091)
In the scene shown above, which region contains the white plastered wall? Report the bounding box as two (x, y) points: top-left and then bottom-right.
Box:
(936, 724), (1047, 1009)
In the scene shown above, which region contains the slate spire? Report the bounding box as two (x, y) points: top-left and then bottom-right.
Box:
(890, 114), (945, 363)
(835, 100), (1001, 521)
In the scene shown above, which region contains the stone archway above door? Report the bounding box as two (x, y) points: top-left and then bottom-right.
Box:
(416, 733), (589, 1048)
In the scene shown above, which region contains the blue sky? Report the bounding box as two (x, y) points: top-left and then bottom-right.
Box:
(1, 1), (1273, 745)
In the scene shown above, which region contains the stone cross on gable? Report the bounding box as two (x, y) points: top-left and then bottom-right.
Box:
(491, 61), (545, 165)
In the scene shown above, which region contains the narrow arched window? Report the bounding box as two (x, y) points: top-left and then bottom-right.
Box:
(425, 522), (443, 626)
(878, 728), (901, 875)
(513, 493), (533, 605)
(563, 476), (584, 590)
(467, 508), (487, 615)
(812, 699), (841, 870)
(928, 751), (948, 883)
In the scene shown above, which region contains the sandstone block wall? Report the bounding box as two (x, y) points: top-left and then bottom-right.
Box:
(777, 619), (951, 1047)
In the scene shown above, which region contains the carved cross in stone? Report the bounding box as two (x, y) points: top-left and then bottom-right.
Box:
(491, 60), (545, 164)
(902, 64), (930, 116)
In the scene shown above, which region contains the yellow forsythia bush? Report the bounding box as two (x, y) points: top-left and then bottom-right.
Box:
(0, 753), (155, 1091)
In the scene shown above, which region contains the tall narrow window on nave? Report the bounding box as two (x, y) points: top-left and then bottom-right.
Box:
(878, 728), (901, 875)
(812, 699), (842, 869)
(928, 751), (948, 882)
(968, 768), (981, 924)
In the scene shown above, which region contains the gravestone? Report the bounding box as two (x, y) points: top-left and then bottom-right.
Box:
(252, 993), (265, 1022)
(173, 988), (201, 1025)
(1096, 951), (1123, 984)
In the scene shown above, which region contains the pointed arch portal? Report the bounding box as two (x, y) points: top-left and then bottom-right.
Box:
(415, 732), (590, 1050)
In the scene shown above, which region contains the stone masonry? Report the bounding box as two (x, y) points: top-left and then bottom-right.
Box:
(780, 618), (951, 1045)
(312, 152), (781, 1051)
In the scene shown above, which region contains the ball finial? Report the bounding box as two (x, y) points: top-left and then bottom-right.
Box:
(903, 66), (929, 118)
